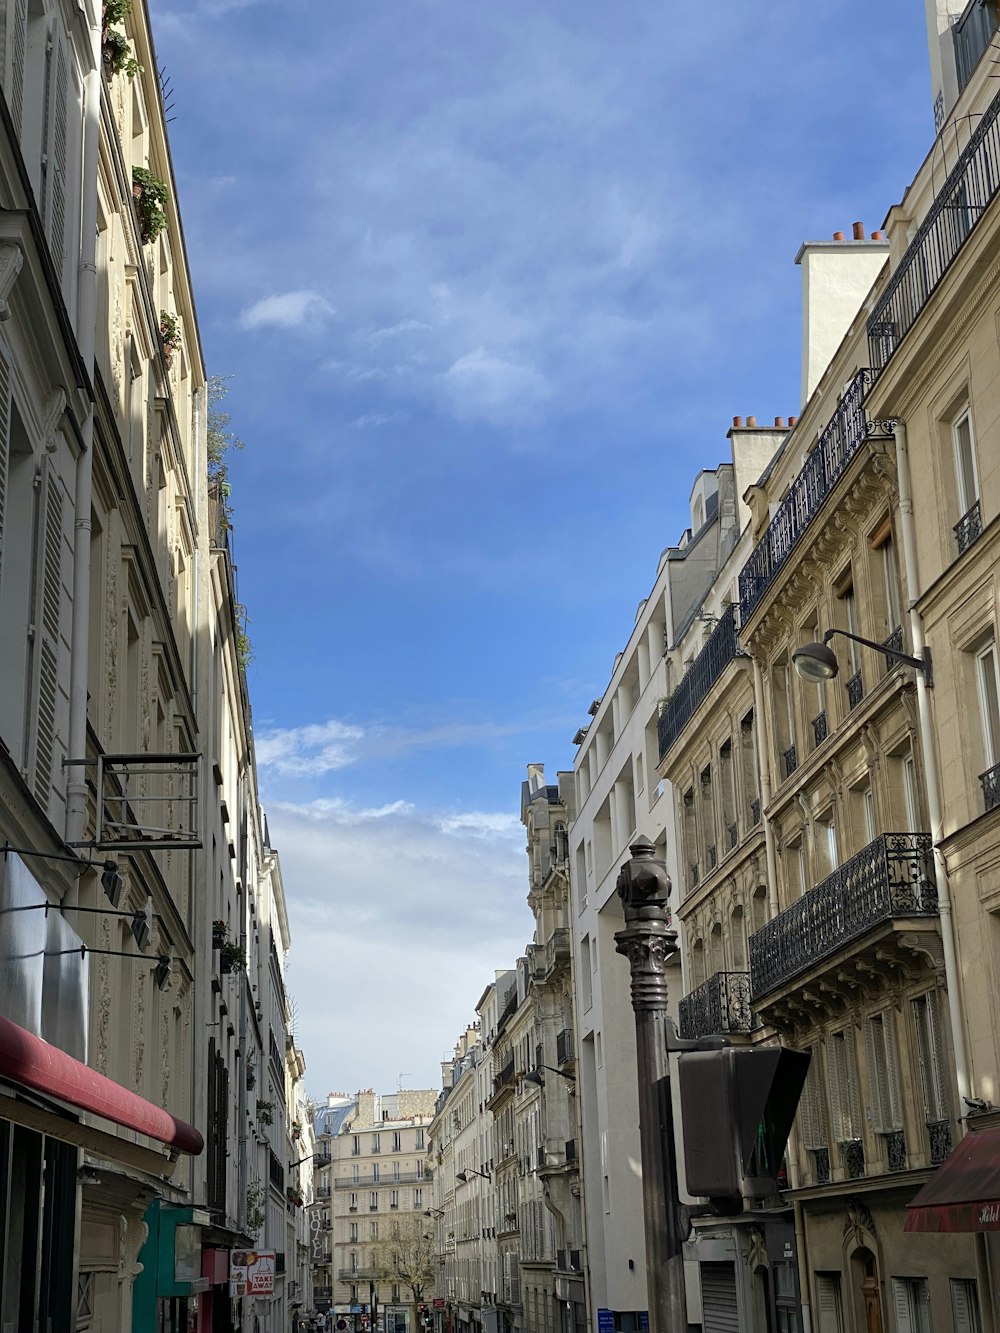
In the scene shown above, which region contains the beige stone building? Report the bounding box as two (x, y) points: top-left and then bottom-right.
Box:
(314, 1088), (437, 1330)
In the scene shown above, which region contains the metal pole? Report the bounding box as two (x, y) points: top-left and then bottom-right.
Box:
(615, 835), (686, 1333)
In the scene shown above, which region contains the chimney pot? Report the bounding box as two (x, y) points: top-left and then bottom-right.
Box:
(747, 415), (757, 428)
(872, 230), (884, 241)
(733, 415), (743, 428)
(852, 221), (865, 240)
(789, 415), (798, 426)
(833, 231), (845, 241)
(775, 416), (786, 428)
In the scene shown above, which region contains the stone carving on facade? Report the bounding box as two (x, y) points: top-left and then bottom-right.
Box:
(42, 387), (66, 452)
(844, 1197), (878, 1249)
(111, 283), (124, 406)
(744, 1225), (767, 1274)
(0, 239), (23, 320)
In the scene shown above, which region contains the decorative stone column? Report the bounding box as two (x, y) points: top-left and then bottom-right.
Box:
(615, 835), (685, 1333)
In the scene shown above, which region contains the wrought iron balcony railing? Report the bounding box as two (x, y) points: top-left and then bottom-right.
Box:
(847, 670), (864, 710)
(543, 928), (571, 976)
(982, 761), (1000, 813)
(749, 832), (937, 1000)
(739, 370), (892, 619)
(883, 625), (904, 657)
(678, 971), (755, 1040)
(812, 711), (828, 746)
(782, 744), (798, 779)
(841, 1139), (865, 1180)
(883, 1129), (907, 1173)
(868, 81), (1000, 373)
(556, 1028), (575, 1067)
(749, 797), (761, 826)
(727, 821), (739, 850)
(956, 499), (983, 555)
(929, 1118), (953, 1164)
(657, 605), (743, 761)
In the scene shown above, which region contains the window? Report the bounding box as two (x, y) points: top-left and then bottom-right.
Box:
(836, 575), (862, 673)
(370, 1220), (378, 1240)
(817, 812), (838, 877)
(390, 1189), (399, 1210)
(413, 1187), (422, 1208)
(902, 750), (919, 830)
(370, 1191), (378, 1211)
(912, 992), (949, 1124)
(976, 641), (1000, 770)
(892, 1278), (932, 1333)
(814, 1274), (844, 1333)
(391, 1161), (400, 1181)
(951, 1278), (984, 1333)
(865, 1012), (904, 1134)
(350, 1222), (358, 1242)
(798, 1047), (829, 1150)
(371, 1133), (380, 1153)
(827, 1030), (862, 1144)
(372, 1163), (380, 1183)
(349, 1192), (358, 1211)
(786, 837), (807, 898)
(392, 1130), (402, 1152)
(353, 1135), (361, 1155)
(351, 1165), (360, 1184)
(954, 408), (980, 517)
(415, 1128), (425, 1149)
(350, 1252), (359, 1274)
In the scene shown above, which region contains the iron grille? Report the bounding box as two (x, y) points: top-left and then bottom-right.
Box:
(868, 79), (1000, 372)
(750, 797), (761, 826)
(883, 625), (904, 657)
(783, 744), (798, 778)
(929, 1118), (952, 1164)
(657, 605), (744, 760)
(556, 1028), (575, 1066)
(811, 1148), (831, 1185)
(689, 863), (700, 890)
(678, 971), (754, 1039)
(841, 1139), (865, 1180)
(707, 844), (717, 870)
(749, 832), (938, 1000)
(982, 762), (1000, 813)
(956, 499), (983, 554)
(847, 670), (864, 710)
(812, 711), (828, 746)
(739, 370), (893, 619)
(728, 821), (739, 850)
(884, 1130), (907, 1173)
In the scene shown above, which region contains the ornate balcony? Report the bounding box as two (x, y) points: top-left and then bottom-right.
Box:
(812, 711), (828, 746)
(657, 605), (744, 761)
(749, 797), (761, 826)
(555, 1028), (575, 1068)
(542, 928), (571, 978)
(727, 821), (739, 850)
(739, 370), (893, 620)
(749, 833), (938, 1003)
(868, 81), (1000, 373)
(782, 744), (798, 778)
(982, 761), (1000, 813)
(956, 499), (983, 554)
(929, 1118), (953, 1164)
(846, 670), (864, 710)
(883, 625), (903, 657)
(883, 1129), (907, 1173)
(678, 971), (754, 1040)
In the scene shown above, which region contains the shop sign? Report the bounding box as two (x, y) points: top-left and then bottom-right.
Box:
(230, 1249), (275, 1295)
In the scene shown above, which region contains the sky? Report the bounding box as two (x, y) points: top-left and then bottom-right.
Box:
(146, 0), (934, 1100)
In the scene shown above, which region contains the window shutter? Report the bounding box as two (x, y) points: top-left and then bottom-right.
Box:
(884, 1011), (904, 1129)
(8, 0), (27, 139)
(927, 991), (948, 1120)
(892, 1280), (914, 1333)
(815, 1275), (843, 1333)
(827, 1040), (845, 1143)
(30, 462), (63, 806)
(951, 1278), (980, 1333)
(48, 35), (69, 274)
(864, 1019), (887, 1131)
(0, 347), (10, 580)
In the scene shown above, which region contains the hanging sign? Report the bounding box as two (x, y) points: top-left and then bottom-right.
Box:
(229, 1250), (275, 1296)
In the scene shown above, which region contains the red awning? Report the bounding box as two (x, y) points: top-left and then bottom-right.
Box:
(0, 1015), (203, 1156)
(905, 1126), (1000, 1232)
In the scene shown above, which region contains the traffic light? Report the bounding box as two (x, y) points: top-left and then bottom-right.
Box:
(677, 1045), (810, 1207)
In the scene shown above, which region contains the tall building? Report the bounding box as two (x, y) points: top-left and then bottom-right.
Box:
(314, 1088), (437, 1331)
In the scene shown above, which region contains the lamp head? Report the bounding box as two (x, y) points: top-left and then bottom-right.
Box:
(792, 640), (840, 682)
(456, 1170), (469, 1183)
(523, 1069), (544, 1087)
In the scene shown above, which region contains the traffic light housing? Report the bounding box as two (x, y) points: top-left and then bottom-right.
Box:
(678, 1045), (810, 1207)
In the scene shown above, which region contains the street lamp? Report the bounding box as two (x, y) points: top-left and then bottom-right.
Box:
(455, 1167), (490, 1183)
(522, 1066), (576, 1087)
(614, 835), (685, 1333)
(792, 627), (932, 685)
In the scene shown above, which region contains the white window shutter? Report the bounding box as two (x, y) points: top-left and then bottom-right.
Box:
(8, 0), (27, 139)
(0, 346), (10, 580)
(951, 1278), (980, 1333)
(827, 1040), (845, 1143)
(30, 462), (63, 806)
(48, 34), (69, 274)
(892, 1279), (914, 1333)
(927, 991), (949, 1121)
(884, 1010), (905, 1130)
(814, 1274), (843, 1333)
(864, 1019), (886, 1132)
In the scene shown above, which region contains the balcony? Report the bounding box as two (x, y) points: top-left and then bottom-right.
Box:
(956, 499), (983, 555)
(739, 370), (892, 621)
(868, 81), (1000, 373)
(749, 833), (938, 1002)
(338, 1269), (379, 1282)
(542, 928), (571, 978)
(982, 762), (1000, 813)
(658, 605), (744, 761)
(678, 971), (755, 1040)
(556, 1028), (575, 1069)
(493, 1057), (516, 1094)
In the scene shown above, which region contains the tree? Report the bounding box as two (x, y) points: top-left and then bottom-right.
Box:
(207, 373), (244, 484)
(368, 1214), (436, 1317)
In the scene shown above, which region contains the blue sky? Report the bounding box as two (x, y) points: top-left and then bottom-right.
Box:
(148, 0), (932, 1099)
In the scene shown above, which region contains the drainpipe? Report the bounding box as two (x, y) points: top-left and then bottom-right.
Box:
(892, 421), (970, 1105)
(65, 12), (102, 846)
(751, 657), (780, 915)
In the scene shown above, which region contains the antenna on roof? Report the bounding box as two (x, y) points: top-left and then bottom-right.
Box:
(397, 1072), (413, 1090)
(158, 64), (176, 123)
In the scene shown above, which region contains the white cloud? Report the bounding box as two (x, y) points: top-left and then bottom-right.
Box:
(240, 289), (334, 331)
(349, 412), (402, 429)
(442, 348), (551, 423)
(255, 719), (364, 777)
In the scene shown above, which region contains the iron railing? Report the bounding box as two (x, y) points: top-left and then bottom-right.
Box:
(982, 761), (1000, 812)
(812, 712), (828, 746)
(868, 81), (1000, 372)
(883, 625), (904, 657)
(728, 821), (739, 850)
(750, 797), (761, 826)
(657, 605), (744, 760)
(678, 971), (754, 1040)
(707, 844), (718, 870)
(556, 1028), (575, 1066)
(783, 744), (798, 778)
(954, 0), (1000, 92)
(956, 499), (983, 554)
(739, 370), (893, 619)
(884, 1130), (907, 1173)
(749, 833), (937, 1000)
(929, 1118), (953, 1164)
(842, 1140), (865, 1180)
(847, 670), (864, 710)
(811, 1148), (831, 1185)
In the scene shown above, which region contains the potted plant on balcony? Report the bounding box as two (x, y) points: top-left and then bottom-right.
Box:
(219, 937), (245, 975)
(246, 1178), (265, 1233)
(292, 1118), (302, 1141)
(287, 1184), (304, 1207)
(245, 1055), (256, 1091)
(101, 0), (142, 79)
(131, 167), (169, 245)
(212, 919), (226, 949)
(160, 310), (181, 368)
(256, 1099), (274, 1127)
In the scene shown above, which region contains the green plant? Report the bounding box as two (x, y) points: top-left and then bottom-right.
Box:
(219, 937), (245, 974)
(256, 1099), (274, 1127)
(235, 603), (253, 672)
(102, 28), (142, 79)
(207, 374), (245, 484)
(131, 167), (169, 245)
(246, 1178), (265, 1233)
(160, 309), (181, 350)
(103, 0), (133, 23)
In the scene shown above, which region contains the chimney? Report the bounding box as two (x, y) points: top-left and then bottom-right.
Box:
(795, 231), (891, 403)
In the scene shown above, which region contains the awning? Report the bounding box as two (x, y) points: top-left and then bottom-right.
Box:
(0, 1015), (203, 1156)
(904, 1126), (1000, 1232)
